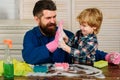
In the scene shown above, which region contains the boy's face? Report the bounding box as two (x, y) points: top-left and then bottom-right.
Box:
(80, 23), (96, 36)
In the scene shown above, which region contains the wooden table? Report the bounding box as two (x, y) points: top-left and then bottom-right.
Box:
(0, 63), (120, 80)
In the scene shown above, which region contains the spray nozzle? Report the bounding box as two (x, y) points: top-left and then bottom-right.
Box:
(3, 39), (12, 48)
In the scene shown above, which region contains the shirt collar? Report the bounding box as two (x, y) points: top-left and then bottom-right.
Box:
(34, 26), (43, 38)
(79, 30), (95, 40)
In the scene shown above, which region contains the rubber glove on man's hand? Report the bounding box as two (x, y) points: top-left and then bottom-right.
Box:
(58, 21), (69, 50)
(46, 21), (62, 53)
(58, 20), (68, 43)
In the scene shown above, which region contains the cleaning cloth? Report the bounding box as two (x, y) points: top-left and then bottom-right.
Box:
(94, 60), (108, 68)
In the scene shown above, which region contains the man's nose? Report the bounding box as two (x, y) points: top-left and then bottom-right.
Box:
(50, 18), (55, 23)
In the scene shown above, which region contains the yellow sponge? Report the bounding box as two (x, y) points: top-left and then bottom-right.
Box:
(94, 60), (108, 68)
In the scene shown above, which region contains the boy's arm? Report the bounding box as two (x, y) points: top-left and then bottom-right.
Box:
(69, 35), (98, 62)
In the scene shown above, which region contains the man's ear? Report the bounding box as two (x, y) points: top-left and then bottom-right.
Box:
(34, 16), (40, 24)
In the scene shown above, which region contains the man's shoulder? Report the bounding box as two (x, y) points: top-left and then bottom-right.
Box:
(26, 26), (38, 33)
(28, 26), (38, 31)
(25, 26), (40, 37)
(64, 29), (74, 38)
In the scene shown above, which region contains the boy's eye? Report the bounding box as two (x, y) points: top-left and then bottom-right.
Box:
(81, 24), (86, 27)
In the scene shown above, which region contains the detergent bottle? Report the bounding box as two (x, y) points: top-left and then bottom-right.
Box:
(3, 39), (14, 79)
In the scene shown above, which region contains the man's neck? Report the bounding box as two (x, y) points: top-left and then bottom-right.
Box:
(39, 27), (47, 36)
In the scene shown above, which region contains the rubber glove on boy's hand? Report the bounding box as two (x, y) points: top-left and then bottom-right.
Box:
(105, 52), (120, 65)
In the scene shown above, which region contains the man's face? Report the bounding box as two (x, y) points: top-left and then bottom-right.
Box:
(39, 10), (57, 37)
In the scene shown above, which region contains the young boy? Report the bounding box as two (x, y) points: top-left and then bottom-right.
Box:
(59, 8), (120, 65)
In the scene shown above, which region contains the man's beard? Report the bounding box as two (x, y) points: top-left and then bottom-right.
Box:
(39, 22), (57, 37)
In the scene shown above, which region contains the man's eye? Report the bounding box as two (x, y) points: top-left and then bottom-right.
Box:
(46, 17), (50, 19)
(53, 16), (56, 18)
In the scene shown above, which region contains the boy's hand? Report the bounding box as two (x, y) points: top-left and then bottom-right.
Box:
(58, 39), (66, 50)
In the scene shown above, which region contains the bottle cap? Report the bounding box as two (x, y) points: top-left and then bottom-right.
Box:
(3, 39), (12, 48)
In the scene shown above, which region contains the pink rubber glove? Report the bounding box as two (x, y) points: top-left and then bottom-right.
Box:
(46, 21), (63, 53)
(46, 30), (59, 53)
(58, 20), (68, 43)
(58, 20), (64, 42)
(105, 52), (120, 65)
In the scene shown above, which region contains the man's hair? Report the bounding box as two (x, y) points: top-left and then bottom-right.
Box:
(77, 8), (103, 34)
(33, 0), (56, 17)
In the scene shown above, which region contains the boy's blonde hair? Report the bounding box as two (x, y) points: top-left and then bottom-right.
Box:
(77, 8), (103, 34)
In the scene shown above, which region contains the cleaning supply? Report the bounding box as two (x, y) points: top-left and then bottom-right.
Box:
(54, 63), (69, 71)
(0, 60), (3, 76)
(3, 39), (14, 79)
(94, 60), (108, 68)
(105, 52), (120, 65)
(13, 59), (33, 76)
(33, 65), (48, 73)
(0, 58), (33, 77)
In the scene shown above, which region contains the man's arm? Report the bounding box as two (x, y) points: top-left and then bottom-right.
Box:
(22, 31), (51, 65)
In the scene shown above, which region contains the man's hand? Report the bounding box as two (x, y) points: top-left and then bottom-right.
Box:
(46, 30), (59, 53)
(58, 20), (68, 43)
(62, 31), (69, 43)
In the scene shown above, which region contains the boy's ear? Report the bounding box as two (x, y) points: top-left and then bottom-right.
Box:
(34, 16), (40, 24)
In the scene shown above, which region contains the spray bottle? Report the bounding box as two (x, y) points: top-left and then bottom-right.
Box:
(3, 39), (14, 79)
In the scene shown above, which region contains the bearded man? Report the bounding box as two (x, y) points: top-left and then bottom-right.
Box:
(22, 0), (74, 65)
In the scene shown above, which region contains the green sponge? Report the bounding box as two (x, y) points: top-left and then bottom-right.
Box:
(94, 60), (108, 68)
